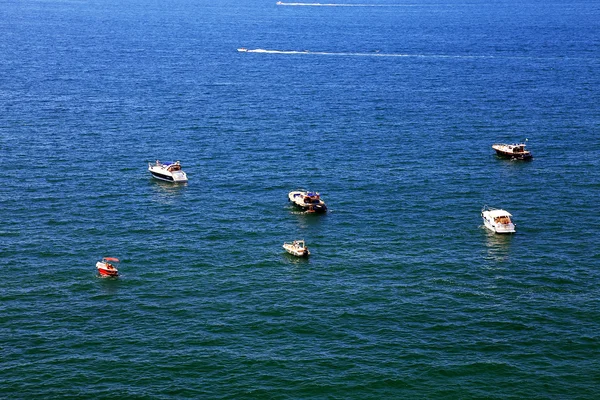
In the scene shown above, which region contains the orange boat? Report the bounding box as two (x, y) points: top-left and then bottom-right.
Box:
(96, 257), (120, 277)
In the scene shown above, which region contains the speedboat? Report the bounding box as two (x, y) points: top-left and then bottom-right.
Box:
(148, 160), (188, 183)
(288, 190), (327, 213)
(237, 47), (248, 52)
(492, 142), (532, 160)
(283, 240), (310, 257)
(96, 257), (120, 277)
(481, 206), (516, 234)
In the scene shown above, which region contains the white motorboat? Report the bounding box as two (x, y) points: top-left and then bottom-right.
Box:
(492, 142), (532, 160)
(481, 206), (516, 234)
(148, 160), (188, 183)
(288, 190), (327, 213)
(237, 47), (248, 52)
(96, 257), (120, 277)
(283, 240), (310, 257)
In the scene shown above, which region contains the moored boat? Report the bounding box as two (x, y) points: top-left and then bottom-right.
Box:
(288, 190), (327, 213)
(148, 160), (188, 183)
(96, 257), (120, 277)
(481, 206), (516, 234)
(492, 142), (532, 160)
(283, 240), (310, 257)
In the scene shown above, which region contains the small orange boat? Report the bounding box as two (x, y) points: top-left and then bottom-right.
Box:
(96, 257), (120, 277)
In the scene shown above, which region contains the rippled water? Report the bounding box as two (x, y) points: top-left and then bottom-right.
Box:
(1, 0), (599, 398)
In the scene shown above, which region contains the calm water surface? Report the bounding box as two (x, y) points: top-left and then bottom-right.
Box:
(1, 0), (599, 398)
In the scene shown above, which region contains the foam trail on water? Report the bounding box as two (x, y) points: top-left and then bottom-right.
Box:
(276, 1), (419, 6)
(240, 48), (496, 59)
(238, 48), (587, 61)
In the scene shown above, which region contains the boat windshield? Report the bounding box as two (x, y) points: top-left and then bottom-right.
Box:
(304, 195), (320, 203)
(494, 216), (512, 224)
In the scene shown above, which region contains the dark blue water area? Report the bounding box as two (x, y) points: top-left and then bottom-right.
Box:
(1, 0), (599, 398)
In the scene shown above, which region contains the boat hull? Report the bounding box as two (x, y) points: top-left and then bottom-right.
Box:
(97, 268), (119, 277)
(292, 203), (327, 213)
(493, 149), (532, 160)
(150, 170), (175, 181)
(150, 170), (187, 182)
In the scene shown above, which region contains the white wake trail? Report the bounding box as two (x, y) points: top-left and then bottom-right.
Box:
(276, 1), (418, 6)
(241, 48), (496, 59)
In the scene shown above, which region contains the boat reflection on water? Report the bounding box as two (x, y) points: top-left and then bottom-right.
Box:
(282, 251), (311, 268)
(149, 179), (187, 204)
(292, 211), (326, 231)
(97, 273), (125, 294)
(483, 229), (513, 262)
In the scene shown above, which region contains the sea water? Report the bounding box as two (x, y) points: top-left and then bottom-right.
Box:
(1, 0), (599, 398)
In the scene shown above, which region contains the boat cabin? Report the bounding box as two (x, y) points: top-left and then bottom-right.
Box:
(494, 215), (512, 225)
(167, 162), (182, 172)
(303, 193), (321, 204)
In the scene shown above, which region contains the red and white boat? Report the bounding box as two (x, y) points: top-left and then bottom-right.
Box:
(96, 257), (120, 277)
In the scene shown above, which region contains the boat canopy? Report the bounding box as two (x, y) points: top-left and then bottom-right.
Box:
(103, 257), (120, 262)
(486, 209), (512, 218)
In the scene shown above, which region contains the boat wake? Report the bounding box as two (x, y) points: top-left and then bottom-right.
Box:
(237, 48), (582, 61)
(276, 1), (418, 6)
(239, 48), (497, 59)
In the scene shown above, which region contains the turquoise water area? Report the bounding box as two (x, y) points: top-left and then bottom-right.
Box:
(1, 0), (599, 398)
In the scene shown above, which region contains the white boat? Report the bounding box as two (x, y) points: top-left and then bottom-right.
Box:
(481, 206), (516, 234)
(148, 160), (188, 183)
(96, 257), (120, 277)
(492, 142), (532, 160)
(237, 47), (248, 52)
(288, 190), (327, 213)
(283, 240), (310, 257)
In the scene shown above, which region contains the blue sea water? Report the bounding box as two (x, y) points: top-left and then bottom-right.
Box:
(1, 0), (599, 398)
